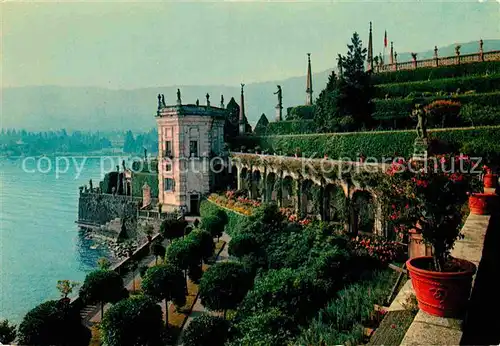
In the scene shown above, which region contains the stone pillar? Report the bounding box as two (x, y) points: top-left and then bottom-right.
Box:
(479, 39), (484, 61)
(394, 52), (398, 71)
(275, 105), (282, 122)
(409, 229), (433, 259)
(455, 45), (461, 65)
(142, 183), (151, 208)
(276, 173), (283, 208)
(434, 46), (439, 67)
(294, 178), (302, 215)
(318, 184), (325, 220)
(237, 166), (243, 191)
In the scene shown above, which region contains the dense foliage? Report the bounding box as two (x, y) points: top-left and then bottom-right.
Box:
(141, 264), (186, 314)
(374, 74), (500, 98)
(123, 129), (158, 154)
(371, 60), (500, 84)
(199, 262), (253, 317)
(232, 125), (500, 165)
(254, 113), (270, 135)
(314, 33), (374, 132)
(79, 270), (126, 318)
(0, 319), (17, 344)
(182, 314), (230, 346)
(101, 296), (164, 346)
(286, 105), (316, 120)
(200, 200), (247, 237)
(160, 218), (188, 242)
(17, 300), (90, 346)
(0, 129), (112, 156)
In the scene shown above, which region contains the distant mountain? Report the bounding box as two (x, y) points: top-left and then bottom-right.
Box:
(2, 40), (499, 131)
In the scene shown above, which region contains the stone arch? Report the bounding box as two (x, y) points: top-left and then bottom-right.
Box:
(324, 183), (347, 223)
(266, 172), (277, 202)
(351, 190), (376, 234)
(301, 179), (316, 216)
(282, 175), (294, 208)
(251, 169), (262, 200)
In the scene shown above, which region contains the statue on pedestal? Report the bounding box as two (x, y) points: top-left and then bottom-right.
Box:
(220, 94), (224, 108)
(274, 85), (283, 109)
(196, 99), (199, 106)
(206, 93), (210, 106)
(157, 94), (162, 110)
(177, 89), (182, 105)
(412, 104), (428, 139)
(161, 94), (166, 108)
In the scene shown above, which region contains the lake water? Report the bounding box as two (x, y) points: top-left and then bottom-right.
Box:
(0, 157), (116, 322)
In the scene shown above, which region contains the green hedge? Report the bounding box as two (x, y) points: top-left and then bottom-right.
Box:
(371, 61), (500, 85)
(131, 172), (159, 198)
(200, 200), (247, 237)
(286, 105), (316, 120)
(374, 74), (500, 98)
(373, 91), (500, 121)
(234, 126), (500, 160)
(254, 120), (317, 136)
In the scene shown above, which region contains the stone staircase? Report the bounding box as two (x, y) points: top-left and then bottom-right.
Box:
(80, 304), (100, 327)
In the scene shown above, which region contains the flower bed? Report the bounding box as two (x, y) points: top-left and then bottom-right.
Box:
(208, 191), (313, 225)
(351, 235), (407, 265)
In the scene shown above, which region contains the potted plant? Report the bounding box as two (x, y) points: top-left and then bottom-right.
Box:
(384, 155), (477, 317)
(56, 280), (79, 305)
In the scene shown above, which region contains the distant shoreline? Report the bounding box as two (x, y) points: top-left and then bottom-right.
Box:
(0, 152), (159, 159)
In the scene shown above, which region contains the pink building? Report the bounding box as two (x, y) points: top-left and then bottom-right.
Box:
(156, 101), (227, 214)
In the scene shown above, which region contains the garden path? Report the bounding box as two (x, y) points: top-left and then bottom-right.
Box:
(176, 232), (232, 346)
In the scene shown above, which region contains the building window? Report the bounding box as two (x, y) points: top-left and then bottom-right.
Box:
(189, 140), (198, 157)
(165, 163), (172, 172)
(165, 141), (173, 157)
(164, 178), (175, 192)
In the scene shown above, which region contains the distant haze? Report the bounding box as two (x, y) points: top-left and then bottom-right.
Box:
(2, 2), (499, 130)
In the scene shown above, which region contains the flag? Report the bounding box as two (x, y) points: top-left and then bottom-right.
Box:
(384, 31), (388, 48)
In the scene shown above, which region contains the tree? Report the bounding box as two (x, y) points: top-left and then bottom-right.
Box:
(56, 280), (79, 300)
(166, 238), (198, 290)
(188, 229), (215, 263)
(79, 270), (126, 319)
(182, 314), (229, 346)
(201, 215), (225, 241)
(228, 232), (261, 259)
(17, 300), (90, 346)
(101, 296), (164, 346)
(254, 113), (270, 135)
(97, 257), (111, 270)
(199, 262), (252, 319)
(150, 241), (166, 265)
(314, 32), (374, 133)
(123, 130), (136, 153)
(141, 264), (186, 324)
(0, 319), (16, 345)
(160, 218), (188, 243)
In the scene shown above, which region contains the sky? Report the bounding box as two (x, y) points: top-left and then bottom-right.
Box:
(2, 0), (499, 90)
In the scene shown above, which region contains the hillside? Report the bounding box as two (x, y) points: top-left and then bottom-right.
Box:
(2, 40), (499, 131)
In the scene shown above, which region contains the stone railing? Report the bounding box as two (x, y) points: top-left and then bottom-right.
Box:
(375, 50), (500, 73)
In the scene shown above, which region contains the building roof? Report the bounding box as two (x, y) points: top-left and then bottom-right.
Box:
(156, 104), (228, 118)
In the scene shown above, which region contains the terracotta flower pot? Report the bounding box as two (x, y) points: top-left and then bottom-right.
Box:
(483, 174), (498, 189)
(406, 256), (476, 318)
(468, 193), (497, 215)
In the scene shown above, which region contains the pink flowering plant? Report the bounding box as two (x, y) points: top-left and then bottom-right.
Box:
(382, 154), (477, 271)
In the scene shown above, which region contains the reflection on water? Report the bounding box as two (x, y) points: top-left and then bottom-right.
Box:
(0, 158), (111, 322)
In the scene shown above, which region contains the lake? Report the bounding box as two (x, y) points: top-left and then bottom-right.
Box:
(0, 157), (117, 322)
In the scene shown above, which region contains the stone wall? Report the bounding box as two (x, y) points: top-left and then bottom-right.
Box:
(78, 192), (141, 237)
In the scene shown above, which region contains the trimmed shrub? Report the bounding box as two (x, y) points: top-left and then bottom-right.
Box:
(0, 319), (16, 345)
(200, 200), (247, 237)
(371, 60), (500, 85)
(18, 300), (90, 346)
(424, 100), (462, 128)
(459, 104), (500, 126)
(286, 105), (316, 120)
(256, 120), (317, 136)
(101, 296), (164, 346)
(234, 126), (500, 160)
(374, 74), (500, 98)
(373, 91), (500, 123)
(182, 314), (230, 346)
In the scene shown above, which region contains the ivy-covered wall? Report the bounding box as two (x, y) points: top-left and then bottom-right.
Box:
(371, 60), (500, 85)
(233, 125), (500, 160)
(199, 199), (247, 237)
(131, 172), (159, 198)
